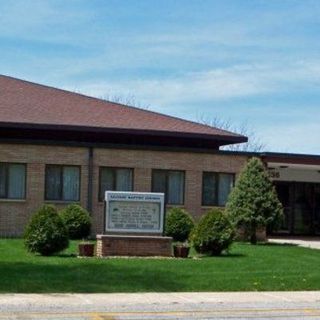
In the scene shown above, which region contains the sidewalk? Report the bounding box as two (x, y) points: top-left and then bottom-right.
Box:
(1, 292), (320, 319)
(268, 237), (320, 250)
(1, 291), (320, 312)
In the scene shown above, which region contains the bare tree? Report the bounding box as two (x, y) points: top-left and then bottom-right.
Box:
(71, 88), (150, 110)
(99, 93), (150, 110)
(73, 88), (263, 151)
(199, 115), (266, 152)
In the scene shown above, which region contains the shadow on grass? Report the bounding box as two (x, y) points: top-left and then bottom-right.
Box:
(30, 253), (78, 258)
(196, 252), (247, 259)
(0, 260), (185, 293)
(56, 253), (78, 258)
(219, 252), (247, 258)
(258, 242), (298, 247)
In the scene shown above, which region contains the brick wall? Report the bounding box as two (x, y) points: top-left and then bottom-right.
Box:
(0, 144), (88, 237)
(96, 235), (173, 257)
(92, 148), (248, 234)
(0, 143), (248, 236)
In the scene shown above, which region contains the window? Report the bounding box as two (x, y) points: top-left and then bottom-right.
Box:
(45, 165), (80, 201)
(152, 170), (185, 205)
(99, 167), (133, 201)
(202, 172), (234, 206)
(0, 163), (26, 199)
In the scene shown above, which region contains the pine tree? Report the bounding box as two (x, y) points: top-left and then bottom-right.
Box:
(226, 157), (283, 244)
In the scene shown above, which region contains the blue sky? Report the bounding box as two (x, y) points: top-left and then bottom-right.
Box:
(1, 0), (320, 154)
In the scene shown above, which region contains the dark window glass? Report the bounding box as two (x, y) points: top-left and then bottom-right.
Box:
(218, 173), (234, 206)
(202, 172), (234, 206)
(202, 173), (217, 206)
(63, 166), (80, 201)
(152, 170), (185, 205)
(0, 164), (6, 198)
(99, 167), (133, 201)
(0, 163), (26, 199)
(152, 170), (166, 194)
(45, 166), (61, 200)
(45, 165), (80, 201)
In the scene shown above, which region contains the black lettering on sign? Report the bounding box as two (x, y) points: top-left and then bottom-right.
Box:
(269, 171), (280, 179)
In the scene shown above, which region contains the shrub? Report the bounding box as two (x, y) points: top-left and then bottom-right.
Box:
(24, 205), (69, 256)
(191, 209), (234, 256)
(226, 157), (283, 244)
(60, 204), (91, 239)
(165, 208), (194, 242)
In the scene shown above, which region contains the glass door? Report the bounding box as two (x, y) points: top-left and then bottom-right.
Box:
(275, 182), (291, 233)
(293, 183), (313, 235)
(314, 184), (320, 235)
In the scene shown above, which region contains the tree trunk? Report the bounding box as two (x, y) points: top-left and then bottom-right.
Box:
(250, 223), (257, 245)
(250, 232), (257, 245)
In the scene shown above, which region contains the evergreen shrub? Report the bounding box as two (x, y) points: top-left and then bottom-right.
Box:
(226, 157), (283, 244)
(165, 207), (194, 242)
(24, 205), (69, 256)
(191, 209), (234, 256)
(60, 204), (91, 239)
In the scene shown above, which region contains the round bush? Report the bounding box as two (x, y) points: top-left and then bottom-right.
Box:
(165, 208), (194, 242)
(60, 204), (91, 239)
(191, 209), (234, 256)
(24, 205), (69, 256)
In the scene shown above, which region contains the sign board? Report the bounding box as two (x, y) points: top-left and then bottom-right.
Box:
(268, 169), (281, 179)
(268, 167), (320, 183)
(105, 191), (165, 234)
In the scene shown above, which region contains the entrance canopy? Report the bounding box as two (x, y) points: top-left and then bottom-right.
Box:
(261, 153), (320, 236)
(267, 162), (320, 184)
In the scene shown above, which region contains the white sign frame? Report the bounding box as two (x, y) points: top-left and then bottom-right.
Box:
(104, 191), (165, 234)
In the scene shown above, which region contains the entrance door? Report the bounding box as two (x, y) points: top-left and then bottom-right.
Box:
(274, 181), (318, 235)
(293, 183), (313, 235)
(275, 183), (291, 233)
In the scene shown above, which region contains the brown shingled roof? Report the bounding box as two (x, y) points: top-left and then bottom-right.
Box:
(0, 75), (246, 144)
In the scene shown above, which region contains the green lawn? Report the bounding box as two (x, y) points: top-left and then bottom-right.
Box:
(0, 239), (320, 293)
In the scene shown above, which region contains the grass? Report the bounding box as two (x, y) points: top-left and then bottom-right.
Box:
(0, 239), (320, 293)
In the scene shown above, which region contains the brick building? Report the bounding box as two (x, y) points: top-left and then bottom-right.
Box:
(0, 75), (319, 237)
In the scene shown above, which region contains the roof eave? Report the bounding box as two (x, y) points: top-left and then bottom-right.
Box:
(0, 121), (248, 145)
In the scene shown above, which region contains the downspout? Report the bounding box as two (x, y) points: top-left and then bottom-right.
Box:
(87, 147), (94, 214)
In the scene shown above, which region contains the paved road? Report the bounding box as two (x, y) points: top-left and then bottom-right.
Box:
(1, 292), (320, 319)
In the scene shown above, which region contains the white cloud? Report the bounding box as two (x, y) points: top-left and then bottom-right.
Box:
(65, 60), (320, 107)
(1, 0), (319, 154)
(0, 1), (96, 45)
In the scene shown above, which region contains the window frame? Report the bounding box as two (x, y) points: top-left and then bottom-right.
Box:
(98, 166), (134, 202)
(0, 162), (27, 200)
(201, 171), (235, 206)
(44, 164), (81, 202)
(151, 169), (185, 205)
